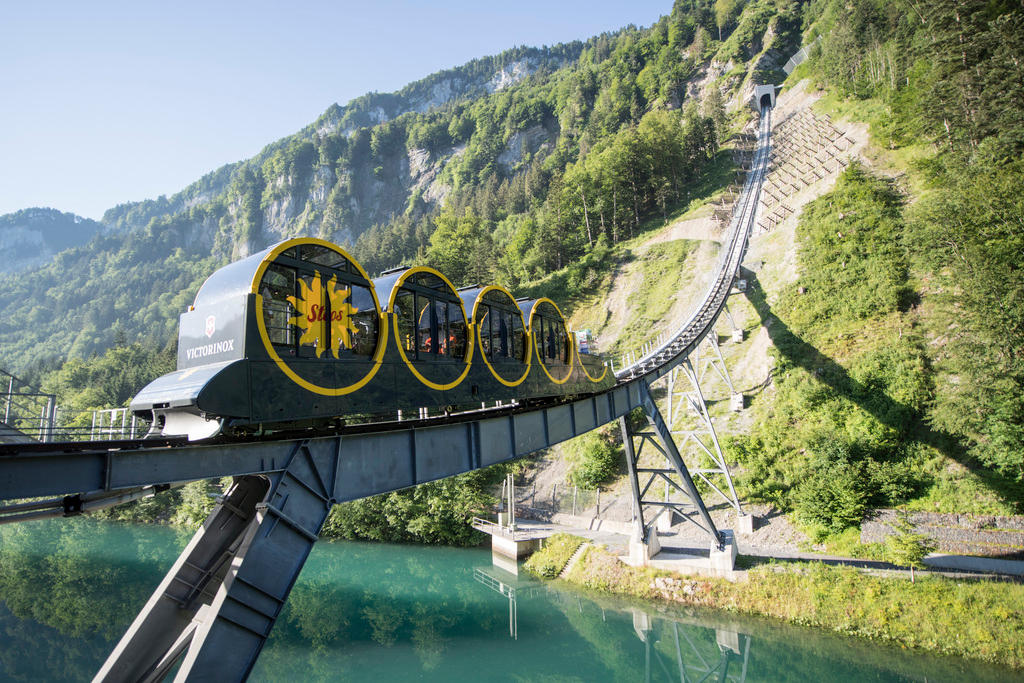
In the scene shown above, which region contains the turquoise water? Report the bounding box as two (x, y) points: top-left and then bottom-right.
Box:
(0, 518), (1017, 681)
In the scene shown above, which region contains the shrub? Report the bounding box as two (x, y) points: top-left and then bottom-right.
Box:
(568, 429), (621, 488)
(793, 442), (869, 535)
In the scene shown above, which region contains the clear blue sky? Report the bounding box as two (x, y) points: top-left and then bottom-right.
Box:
(0, 0), (671, 221)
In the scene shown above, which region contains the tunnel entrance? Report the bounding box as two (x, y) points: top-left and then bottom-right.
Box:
(753, 84), (776, 110)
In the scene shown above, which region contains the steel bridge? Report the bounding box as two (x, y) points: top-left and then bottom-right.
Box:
(0, 98), (774, 682)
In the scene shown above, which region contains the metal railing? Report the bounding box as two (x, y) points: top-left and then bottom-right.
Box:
(0, 368), (150, 443)
(88, 408), (146, 440)
(0, 369), (56, 442)
(471, 516), (537, 541)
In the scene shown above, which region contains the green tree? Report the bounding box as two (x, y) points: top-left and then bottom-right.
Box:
(423, 206), (494, 286)
(714, 0), (744, 40)
(569, 428), (622, 488)
(172, 480), (222, 530)
(884, 511), (936, 582)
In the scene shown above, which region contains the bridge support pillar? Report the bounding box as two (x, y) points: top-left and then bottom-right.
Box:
(621, 382), (724, 564)
(628, 526), (661, 566)
(95, 438), (340, 683)
(709, 529), (737, 573)
(722, 302), (744, 343)
(665, 353), (744, 517)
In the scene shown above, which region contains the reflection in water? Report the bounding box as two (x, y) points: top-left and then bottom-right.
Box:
(627, 608), (751, 683)
(472, 565), (547, 640)
(0, 519), (1017, 682)
(472, 563), (754, 682)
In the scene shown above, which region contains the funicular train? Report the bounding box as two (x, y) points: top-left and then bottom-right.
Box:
(131, 238), (613, 440)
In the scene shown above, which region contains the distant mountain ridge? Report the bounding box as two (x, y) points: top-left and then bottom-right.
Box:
(0, 208), (106, 275)
(98, 45), (581, 239)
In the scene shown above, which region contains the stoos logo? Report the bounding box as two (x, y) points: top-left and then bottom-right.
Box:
(205, 315), (216, 338)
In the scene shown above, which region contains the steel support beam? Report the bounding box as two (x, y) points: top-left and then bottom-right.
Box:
(95, 437), (340, 682)
(1, 388), (650, 503)
(621, 381), (722, 550)
(620, 415), (647, 542)
(665, 355), (743, 516)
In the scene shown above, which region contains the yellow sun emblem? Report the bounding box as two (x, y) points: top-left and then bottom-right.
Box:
(287, 271), (360, 358)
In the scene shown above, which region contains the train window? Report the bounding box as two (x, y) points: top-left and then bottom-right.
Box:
(417, 295), (435, 356)
(533, 318), (543, 360)
(261, 264), (295, 347)
(416, 272), (446, 291)
(258, 247), (380, 361)
(511, 312), (524, 361)
(448, 304), (467, 360)
(347, 284), (378, 357)
(297, 272), (323, 356)
(301, 244), (347, 270)
(479, 306), (492, 358)
(497, 311), (510, 358)
(434, 300), (450, 356)
(395, 276), (467, 363)
(395, 291), (416, 355)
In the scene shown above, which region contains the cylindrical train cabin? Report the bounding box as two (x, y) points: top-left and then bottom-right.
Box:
(131, 237), (615, 440)
(519, 298), (574, 385)
(372, 266), (474, 392)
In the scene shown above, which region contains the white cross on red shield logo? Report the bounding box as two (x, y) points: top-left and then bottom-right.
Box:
(205, 315), (216, 338)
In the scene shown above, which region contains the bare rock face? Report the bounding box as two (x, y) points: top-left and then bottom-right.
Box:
(497, 125), (550, 170)
(486, 58), (538, 92)
(411, 78), (464, 113)
(687, 60), (733, 103)
(408, 148), (452, 207)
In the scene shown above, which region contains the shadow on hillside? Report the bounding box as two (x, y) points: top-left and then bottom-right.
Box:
(741, 269), (1024, 509)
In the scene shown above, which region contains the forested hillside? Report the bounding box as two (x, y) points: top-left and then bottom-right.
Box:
(0, 0), (801, 374)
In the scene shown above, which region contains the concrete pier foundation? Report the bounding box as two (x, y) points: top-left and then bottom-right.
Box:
(628, 530), (661, 566)
(491, 533), (540, 560)
(710, 530), (737, 572)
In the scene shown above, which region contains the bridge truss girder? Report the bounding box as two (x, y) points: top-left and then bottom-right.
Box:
(622, 380), (724, 550)
(664, 342), (743, 515)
